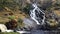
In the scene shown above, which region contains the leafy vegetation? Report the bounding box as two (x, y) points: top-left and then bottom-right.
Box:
(8, 15), (15, 19)
(17, 18), (25, 27)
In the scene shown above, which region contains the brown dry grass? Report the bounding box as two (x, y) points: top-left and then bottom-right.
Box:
(53, 10), (60, 17)
(0, 7), (27, 24)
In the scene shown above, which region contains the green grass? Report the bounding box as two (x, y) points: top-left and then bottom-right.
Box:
(0, 32), (20, 34)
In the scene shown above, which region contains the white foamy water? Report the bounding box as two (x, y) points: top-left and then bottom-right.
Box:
(30, 3), (45, 25)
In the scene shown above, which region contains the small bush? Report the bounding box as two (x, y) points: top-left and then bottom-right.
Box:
(8, 15), (15, 19)
(17, 18), (24, 27)
(18, 18), (23, 23)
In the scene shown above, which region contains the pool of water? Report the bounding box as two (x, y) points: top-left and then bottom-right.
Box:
(30, 30), (60, 34)
(22, 30), (60, 34)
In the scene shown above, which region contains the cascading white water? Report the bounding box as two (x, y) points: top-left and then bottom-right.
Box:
(30, 3), (45, 25)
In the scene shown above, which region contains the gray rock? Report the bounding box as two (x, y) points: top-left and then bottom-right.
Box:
(23, 18), (38, 29)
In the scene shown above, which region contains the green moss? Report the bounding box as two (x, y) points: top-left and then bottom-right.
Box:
(8, 15), (15, 19)
(0, 32), (20, 34)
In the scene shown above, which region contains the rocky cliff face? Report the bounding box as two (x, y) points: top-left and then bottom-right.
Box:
(14, 0), (56, 10)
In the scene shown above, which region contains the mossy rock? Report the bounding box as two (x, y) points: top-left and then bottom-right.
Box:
(0, 32), (20, 34)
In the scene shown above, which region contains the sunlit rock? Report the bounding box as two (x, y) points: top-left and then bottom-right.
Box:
(0, 24), (7, 32)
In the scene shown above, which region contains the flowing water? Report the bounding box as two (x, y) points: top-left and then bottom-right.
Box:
(30, 3), (45, 25)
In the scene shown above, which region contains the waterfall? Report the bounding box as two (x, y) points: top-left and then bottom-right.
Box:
(30, 3), (45, 25)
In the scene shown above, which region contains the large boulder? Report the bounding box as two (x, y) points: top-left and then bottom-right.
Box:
(0, 24), (7, 32)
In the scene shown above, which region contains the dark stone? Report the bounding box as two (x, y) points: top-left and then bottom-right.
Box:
(0, 30), (1, 32)
(5, 19), (17, 30)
